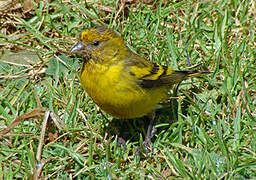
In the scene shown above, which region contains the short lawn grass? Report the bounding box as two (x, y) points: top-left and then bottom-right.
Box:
(0, 0), (255, 179)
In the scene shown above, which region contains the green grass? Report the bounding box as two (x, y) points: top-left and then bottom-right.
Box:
(0, 0), (255, 179)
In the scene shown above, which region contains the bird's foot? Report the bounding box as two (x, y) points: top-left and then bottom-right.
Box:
(117, 136), (127, 150)
(136, 124), (156, 155)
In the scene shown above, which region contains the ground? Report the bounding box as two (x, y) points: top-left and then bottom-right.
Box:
(0, 0), (255, 179)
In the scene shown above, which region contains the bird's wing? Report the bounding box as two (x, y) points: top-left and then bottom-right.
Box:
(125, 55), (208, 89)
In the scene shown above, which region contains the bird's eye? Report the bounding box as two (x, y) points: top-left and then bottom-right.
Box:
(93, 41), (100, 46)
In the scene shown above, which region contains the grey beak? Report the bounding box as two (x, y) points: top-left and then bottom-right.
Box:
(70, 41), (85, 53)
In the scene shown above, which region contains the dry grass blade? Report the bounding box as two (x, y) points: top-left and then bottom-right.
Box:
(0, 107), (45, 138)
(50, 111), (67, 130)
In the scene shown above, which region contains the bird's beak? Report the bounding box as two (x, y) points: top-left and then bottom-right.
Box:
(70, 41), (85, 53)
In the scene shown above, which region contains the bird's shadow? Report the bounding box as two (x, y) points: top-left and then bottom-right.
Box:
(106, 85), (205, 152)
(103, 88), (196, 146)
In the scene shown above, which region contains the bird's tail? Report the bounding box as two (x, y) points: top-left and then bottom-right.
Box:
(175, 63), (212, 79)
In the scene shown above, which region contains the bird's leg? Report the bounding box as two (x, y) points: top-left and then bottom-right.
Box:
(113, 119), (127, 150)
(117, 136), (127, 150)
(142, 114), (156, 153)
(136, 112), (157, 154)
(100, 110), (127, 149)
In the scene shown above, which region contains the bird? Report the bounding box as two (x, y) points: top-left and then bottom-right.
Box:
(70, 26), (210, 150)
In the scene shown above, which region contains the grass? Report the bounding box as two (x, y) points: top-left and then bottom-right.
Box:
(0, 0), (255, 179)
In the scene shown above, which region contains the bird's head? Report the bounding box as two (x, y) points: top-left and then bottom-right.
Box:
(70, 26), (127, 63)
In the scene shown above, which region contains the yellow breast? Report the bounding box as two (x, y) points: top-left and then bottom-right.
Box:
(80, 61), (168, 119)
